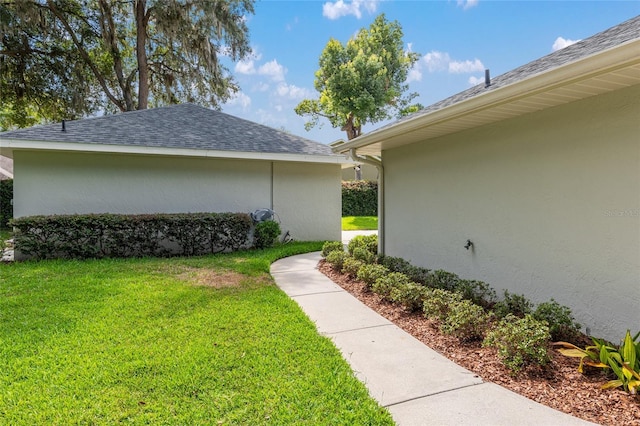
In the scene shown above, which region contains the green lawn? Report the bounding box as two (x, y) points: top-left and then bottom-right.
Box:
(342, 216), (378, 231)
(0, 243), (393, 425)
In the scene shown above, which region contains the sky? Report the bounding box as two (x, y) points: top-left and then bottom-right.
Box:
(220, 1), (640, 145)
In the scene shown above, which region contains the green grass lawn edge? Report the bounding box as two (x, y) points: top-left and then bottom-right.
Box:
(0, 242), (394, 425)
(342, 216), (378, 231)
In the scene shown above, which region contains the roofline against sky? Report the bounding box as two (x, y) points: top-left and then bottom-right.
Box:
(0, 139), (350, 165)
(332, 38), (640, 156)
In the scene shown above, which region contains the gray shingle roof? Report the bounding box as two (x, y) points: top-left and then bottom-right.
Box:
(375, 15), (640, 132)
(0, 103), (334, 156)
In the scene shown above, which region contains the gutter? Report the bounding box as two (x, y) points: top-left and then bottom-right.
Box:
(349, 148), (385, 256)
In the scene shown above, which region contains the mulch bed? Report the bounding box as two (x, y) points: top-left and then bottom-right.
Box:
(318, 260), (640, 426)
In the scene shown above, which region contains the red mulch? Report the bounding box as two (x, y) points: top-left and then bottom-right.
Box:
(318, 260), (640, 426)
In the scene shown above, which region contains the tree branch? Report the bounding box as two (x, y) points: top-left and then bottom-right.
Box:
(45, 0), (125, 112)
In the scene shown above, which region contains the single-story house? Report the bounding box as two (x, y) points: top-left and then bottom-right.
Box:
(333, 16), (640, 341)
(0, 103), (346, 242)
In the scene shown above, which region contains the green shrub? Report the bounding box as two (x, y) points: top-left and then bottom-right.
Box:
(342, 181), (377, 216)
(454, 279), (497, 309)
(422, 288), (463, 321)
(484, 314), (551, 375)
(372, 272), (410, 302)
(533, 299), (581, 342)
(378, 255), (412, 273)
(254, 220), (281, 249)
(351, 247), (375, 264)
(321, 241), (344, 257)
(357, 264), (390, 289)
(441, 299), (491, 341)
(325, 250), (347, 271)
(347, 234), (378, 257)
(11, 213), (253, 260)
(431, 269), (461, 291)
(0, 178), (12, 228)
(342, 257), (364, 278)
(390, 282), (430, 312)
(494, 290), (533, 319)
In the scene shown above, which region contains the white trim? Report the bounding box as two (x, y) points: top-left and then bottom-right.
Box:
(0, 166), (12, 179)
(0, 139), (349, 165)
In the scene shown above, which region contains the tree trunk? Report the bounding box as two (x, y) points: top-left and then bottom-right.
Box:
(135, 0), (149, 110)
(342, 113), (362, 140)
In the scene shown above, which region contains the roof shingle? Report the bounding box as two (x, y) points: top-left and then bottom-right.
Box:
(0, 103), (334, 156)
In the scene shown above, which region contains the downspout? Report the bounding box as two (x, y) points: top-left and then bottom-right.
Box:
(349, 148), (384, 256)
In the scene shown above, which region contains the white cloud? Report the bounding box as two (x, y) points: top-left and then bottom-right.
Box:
(275, 83), (314, 100)
(422, 50), (484, 74)
(226, 91), (251, 109)
(423, 51), (452, 72)
(322, 0), (379, 20)
(468, 75), (484, 85)
(258, 59), (287, 82)
(552, 36), (580, 52)
(457, 0), (479, 10)
(407, 66), (423, 83)
(253, 82), (270, 92)
(449, 58), (484, 73)
(235, 59), (256, 75)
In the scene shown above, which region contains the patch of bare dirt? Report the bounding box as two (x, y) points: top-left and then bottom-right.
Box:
(174, 267), (248, 288)
(318, 260), (640, 426)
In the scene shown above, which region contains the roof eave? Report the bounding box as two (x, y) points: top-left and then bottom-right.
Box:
(333, 39), (640, 156)
(0, 139), (349, 165)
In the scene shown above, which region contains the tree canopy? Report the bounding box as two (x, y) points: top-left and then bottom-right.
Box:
(0, 0), (254, 130)
(295, 14), (420, 140)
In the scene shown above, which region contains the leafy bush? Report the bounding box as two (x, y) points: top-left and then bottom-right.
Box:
(555, 330), (640, 394)
(357, 264), (390, 289)
(372, 272), (410, 302)
(351, 247), (375, 264)
(254, 220), (281, 249)
(494, 290), (533, 319)
(454, 279), (496, 309)
(430, 269), (461, 292)
(484, 314), (551, 375)
(441, 299), (491, 341)
(342, 257), (364, 278)
(390, 282), (430, 312)
(342, 181), (377, 216)
(378, 255), (413, 273)
(325, 250), (347, 271)
(422, 288), (463, 321)
(0, 179), (12, 228)
(533, 299), (581, 342)
(11, 213), (253, 260)
(321, 241), (344, 257)
(347, 234), (378, 257)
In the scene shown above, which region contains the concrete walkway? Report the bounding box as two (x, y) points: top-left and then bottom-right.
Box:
(270, 251), (596, 426)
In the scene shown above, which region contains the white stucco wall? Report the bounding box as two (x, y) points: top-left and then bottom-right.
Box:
(383, 84), (640, 341)
(273, 162), (342, 242)
(13, 151), (341, 242)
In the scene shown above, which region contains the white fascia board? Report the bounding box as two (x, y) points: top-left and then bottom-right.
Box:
(333, 39), (640, 155)
(0, 139), (349, 164)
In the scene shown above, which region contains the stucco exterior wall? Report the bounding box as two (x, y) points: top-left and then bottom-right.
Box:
(13, 151), (341, 242)
(341, 163), (378, 181)
(273, 162), (342, 242)
(382, 84), (640, 341)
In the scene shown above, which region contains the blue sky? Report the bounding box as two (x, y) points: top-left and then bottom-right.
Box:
(221, 1), (639, 144)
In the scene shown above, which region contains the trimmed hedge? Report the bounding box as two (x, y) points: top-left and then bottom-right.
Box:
(342, 181), (377, 216)
(0, 179), (12, 228)
(10, 212), (252, 260)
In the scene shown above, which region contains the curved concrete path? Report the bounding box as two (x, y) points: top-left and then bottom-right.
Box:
(270, 251), (596, 426)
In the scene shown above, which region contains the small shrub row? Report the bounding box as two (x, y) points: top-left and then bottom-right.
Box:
(342, 181), (377, 216)
(322, 238), (582, 375)
(11, 212), (253, 260)
(253, 220), (281, 249)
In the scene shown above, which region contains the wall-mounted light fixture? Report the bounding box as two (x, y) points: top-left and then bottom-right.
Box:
(464, 239), (474, 250)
